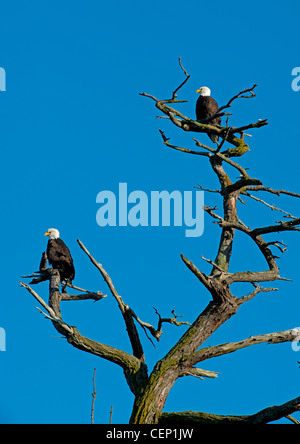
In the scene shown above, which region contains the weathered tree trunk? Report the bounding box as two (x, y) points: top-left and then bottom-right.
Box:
(130, 299), (238, 424)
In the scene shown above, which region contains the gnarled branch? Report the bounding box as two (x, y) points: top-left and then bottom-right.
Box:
(159, 395), (300, 424)
(191, 329), (300, 364)
(20, 272), (148, 397)
(77, 239), (190, 353)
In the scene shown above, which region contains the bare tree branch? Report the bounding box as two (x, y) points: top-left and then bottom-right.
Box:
(247, 396), (300, 424)
(179, 367), (220, 380)
(217, 84), (258, 114)
(251, 218), (300, 236)
(77, 239), (190, 351)
(242, 190), (298, 219)
(159, 395), (300, 424)
(77, 238), (145, 362)
(91, 368), (97, 425)
(170, 57), (190, 101)
(191, 329), (300, 364)
(285, 415), (300, 424)
(61, 292), (107, 302)
(237, 283), (279, 304)
(202, 205), (297, 284)
(20, 273), (148, 397)
(159, 130), (210, 157)
(180, 254), (212, 292)
(246, 185), (300, 198)
(19, 281), (73, 334)
(140, 80), (268, 157)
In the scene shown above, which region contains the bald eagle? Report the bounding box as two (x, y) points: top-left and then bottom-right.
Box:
(196, 86), (221, 144)
(44, 228), (75, 285)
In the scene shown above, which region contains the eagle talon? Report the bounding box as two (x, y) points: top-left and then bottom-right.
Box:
(61, 282), (68, 293)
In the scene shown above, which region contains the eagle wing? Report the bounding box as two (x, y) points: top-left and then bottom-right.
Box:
(47, 238), (75, 281)
(196, 96), (220, 125)
(47, 239), (74, 264)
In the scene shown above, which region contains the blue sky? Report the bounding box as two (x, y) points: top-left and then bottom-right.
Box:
(1, 0), (300, 424)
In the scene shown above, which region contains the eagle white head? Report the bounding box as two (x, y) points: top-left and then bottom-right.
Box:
(196, 86), (211, 96)
(44, 228), (60, 240)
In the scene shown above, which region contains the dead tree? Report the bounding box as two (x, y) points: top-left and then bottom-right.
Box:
(21, 59), (300, 424)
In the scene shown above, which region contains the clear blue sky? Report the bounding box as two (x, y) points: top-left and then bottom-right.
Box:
(1, 0), (300, 424)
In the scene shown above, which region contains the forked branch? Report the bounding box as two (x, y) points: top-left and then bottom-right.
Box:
(77, 239), (190, 351)
(20, 272), (148, 396)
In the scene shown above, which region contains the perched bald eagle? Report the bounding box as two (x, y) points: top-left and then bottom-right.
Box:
(196, 86), (221, 144)
(44, 228), (75, 285)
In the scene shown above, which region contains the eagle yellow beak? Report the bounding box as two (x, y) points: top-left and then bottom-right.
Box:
(44, 232), (50, 236)
(196, 88), (202, 93)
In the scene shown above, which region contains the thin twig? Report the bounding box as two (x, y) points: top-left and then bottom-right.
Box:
(109, 405), (113, 424)
(237, 283), (279, 305)
(242, 191), (298, 219)
(170, 57), (190, 100)
(201, 255), (228, 275)
(91, 368), (97, 424)
(215, 126), (230, 153)
(159, 130), (210, 157)
(216, 84), (258, 115)
(285, 414), (300, 424)
(246, 185), (300, 199)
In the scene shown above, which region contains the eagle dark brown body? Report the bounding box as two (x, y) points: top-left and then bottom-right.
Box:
(46, 238), (75, 282)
